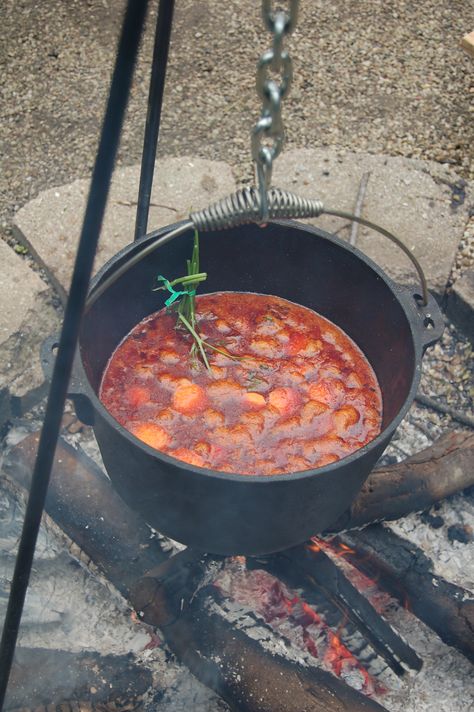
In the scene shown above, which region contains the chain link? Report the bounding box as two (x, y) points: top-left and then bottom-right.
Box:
(252, 1), (299, 219)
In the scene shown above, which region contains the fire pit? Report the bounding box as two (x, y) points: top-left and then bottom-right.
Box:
(1, 424), (473, 711)
(0, 1), (472, 710)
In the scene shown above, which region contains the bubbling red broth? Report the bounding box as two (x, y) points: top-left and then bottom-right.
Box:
(99, 293), (382, 475)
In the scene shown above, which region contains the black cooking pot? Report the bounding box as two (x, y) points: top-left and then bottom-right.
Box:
(61, 220), (443, 556)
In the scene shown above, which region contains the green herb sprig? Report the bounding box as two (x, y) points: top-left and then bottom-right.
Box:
(155, 230), (239, 370)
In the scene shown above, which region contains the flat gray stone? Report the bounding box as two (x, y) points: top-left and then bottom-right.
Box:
(447, 270), (474, 345)
(0, 240), (61, 416)
(13, 156), (236, 300)
(273, 149), (472, 295)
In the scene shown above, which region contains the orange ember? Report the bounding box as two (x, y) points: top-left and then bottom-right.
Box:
(309, 536), (355, 557)
(310, 536), (394, 616)
(213, 565), (379, 697)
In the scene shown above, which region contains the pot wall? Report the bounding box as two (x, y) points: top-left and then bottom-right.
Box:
(77, 221), (436, 555)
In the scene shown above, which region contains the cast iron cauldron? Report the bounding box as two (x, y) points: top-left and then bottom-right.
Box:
(67, 220), (443, 556)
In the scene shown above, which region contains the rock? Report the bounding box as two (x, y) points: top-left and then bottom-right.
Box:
(0, 240), (62, 420)
(447, 270), (474, 345)
(13, 156), (236, 301)
(273, 148), (472, 296)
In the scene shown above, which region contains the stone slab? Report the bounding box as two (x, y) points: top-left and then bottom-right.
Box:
(13, 156), (236, 300)
(447, 269), (474, 345)
(273, 148), (472, 295)
(0, 240), (61, 417)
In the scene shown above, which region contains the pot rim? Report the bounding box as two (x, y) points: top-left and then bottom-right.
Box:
(82, 219), (427, 484)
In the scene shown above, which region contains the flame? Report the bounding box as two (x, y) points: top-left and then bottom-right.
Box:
(335, 542), (356, 557)
(308, 536), (355, 558)
(307, 538), (322, 553)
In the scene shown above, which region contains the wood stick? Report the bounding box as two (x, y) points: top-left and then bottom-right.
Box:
(328, 430), (474, 532)
(415, 393), (474, 429)
(3, 437), (390, 711)
(248, 546), (422, 675)
(5, 648), (152, 710)
(131, 553), (390, 712)
(335, 526), (474, 664)
(2, 433), (167, 597)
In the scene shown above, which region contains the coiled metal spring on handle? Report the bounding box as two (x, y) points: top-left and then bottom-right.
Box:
(86, 186), (428, 311)
(190, 186), (428, 306)
(190, 187), (324, 231)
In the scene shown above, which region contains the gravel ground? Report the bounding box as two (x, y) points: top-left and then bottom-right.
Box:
(1, 0), (473, 232)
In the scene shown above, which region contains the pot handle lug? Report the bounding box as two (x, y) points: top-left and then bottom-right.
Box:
(41, 334), (95, 425)
(398, 289), (445, 353)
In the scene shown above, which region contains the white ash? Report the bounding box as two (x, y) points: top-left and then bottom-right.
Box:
(380, 606), (473, 712)
(0, 480), (226, 711)
(206, 595), (309, 669)
(154, 669), (228, 712)
(388, 494), (474, 592)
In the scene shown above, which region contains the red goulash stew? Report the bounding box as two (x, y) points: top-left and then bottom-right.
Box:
(100, 293), (382, 475)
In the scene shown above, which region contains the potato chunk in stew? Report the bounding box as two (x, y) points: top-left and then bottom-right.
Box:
(100, 293), (382, 475)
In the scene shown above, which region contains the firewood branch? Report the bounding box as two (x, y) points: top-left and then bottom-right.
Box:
(329, 430), (474, 532)
(335, 525), (474, 664)
(130, 552), (390, 712)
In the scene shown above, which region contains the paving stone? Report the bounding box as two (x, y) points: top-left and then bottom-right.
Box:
(13, 156), (236, 301)
(273, 148), (472, 296)
(0, 240), (62, 419)
(447, 270), (474, 345)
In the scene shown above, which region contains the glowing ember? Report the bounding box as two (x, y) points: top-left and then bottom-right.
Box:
(310, 537), (394, 615)
(310, 536), (354, 557)
(214, 563), (383, 696)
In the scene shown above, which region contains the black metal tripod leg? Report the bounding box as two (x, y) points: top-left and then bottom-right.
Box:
(134, 0), (176, 242)
(0, 1), (149, 707)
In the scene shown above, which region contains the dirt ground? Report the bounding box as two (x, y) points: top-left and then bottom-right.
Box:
(1, 0), (473, 240)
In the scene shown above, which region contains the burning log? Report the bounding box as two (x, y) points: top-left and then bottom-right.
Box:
(131, 552), (390, 712)
(247, 545), (422, 675)
(2, 432), (167, 597)
(330, 430), (474, 531)
(3, 435), (390, 712)
(4, 648), (152, 710)
(334, 525), (474, 664)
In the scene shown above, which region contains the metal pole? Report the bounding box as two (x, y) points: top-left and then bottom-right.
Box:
(134, 0), (175, 242)
(0, 0), (149, 706)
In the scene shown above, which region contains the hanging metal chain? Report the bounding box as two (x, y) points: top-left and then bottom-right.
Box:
(251, 0), (299, 220)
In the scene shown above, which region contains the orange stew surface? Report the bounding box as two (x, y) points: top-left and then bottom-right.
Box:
(100, 293), (382, 475)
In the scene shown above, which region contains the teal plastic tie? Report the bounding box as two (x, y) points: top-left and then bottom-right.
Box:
(156, 275), (196, 307)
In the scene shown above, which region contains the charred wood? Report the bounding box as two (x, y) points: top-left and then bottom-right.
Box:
(335, 526), (474, 664)
(5, 430), (473, 555)
(329, 430), (474, 531)
(247, 547), (422, 675)
(4, 648), (152, 711)
(2, 433), (167, 596)
(131, 552), (390, 712)
(3, 436), (390, 711)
